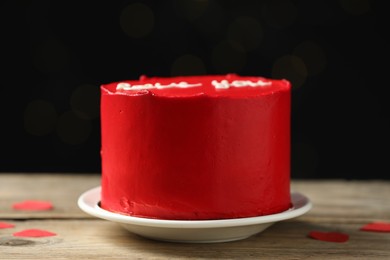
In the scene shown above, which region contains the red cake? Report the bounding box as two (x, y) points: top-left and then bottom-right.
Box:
(100, 74), (291, 220)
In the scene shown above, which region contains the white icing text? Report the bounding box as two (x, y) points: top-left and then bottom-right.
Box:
(212, 80), (272, 89)
(116, 80), (272, 91)
(117, 82), (202, 90)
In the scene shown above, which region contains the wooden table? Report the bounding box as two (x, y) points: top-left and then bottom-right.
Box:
(1, 174), (389, 259)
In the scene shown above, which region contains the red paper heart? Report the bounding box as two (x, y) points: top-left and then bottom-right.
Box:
(13, 229), (57, 237)
(0, 222), (15, 229)
(308, 231), (349, 243)
(360, 222), (390, 232)
(12, 200), (53, 211)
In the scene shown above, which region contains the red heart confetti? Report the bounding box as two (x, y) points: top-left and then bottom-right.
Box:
(0, 222), (15, 229)
(13, 229), (57, 238)
(360, 222), (390, 232)
(12, 200), (53, 211)
(308, 231), (349, 243)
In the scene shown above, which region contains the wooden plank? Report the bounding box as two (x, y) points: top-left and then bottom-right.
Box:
(291, 180), (390, 223)
(1, 174), (389, 222)
(0, 219), (389, 259)
(0, 174), (100, 219)
(0, 174), (390, 222)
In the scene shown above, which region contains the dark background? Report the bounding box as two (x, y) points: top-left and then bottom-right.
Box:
(1, 0), (389, 179)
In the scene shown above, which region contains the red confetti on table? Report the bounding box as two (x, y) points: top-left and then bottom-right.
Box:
(13, 229), (57, 238)
(12, 200), (53, 211)
(0, 222), (15, 229)
(308, 231), (349, 243)
(360, 222), (390, 232)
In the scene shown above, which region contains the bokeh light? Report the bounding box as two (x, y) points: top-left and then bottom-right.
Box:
(70, 84), (100, 120)
(56, 111), (92, 145)
(32, 38), (69, 73)
(261, 0), (297, 28)
(173, 0), (209, 21)
(120, 3), (154, 38)
(212, 41), (246, 74)
(24, 100), (57, 136)
(339, 0), (370, 15)
(171, 54), (206, 76)
(272, 55), (307, 89)
(192, 1), (224, 34)
(227, 16), (263, 52)
(293, 41), (327, 77)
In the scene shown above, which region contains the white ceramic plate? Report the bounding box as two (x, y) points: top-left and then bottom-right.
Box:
(78, 186), (312, 243)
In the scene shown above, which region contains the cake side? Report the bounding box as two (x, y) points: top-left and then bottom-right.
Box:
(100, 74), (291, 220)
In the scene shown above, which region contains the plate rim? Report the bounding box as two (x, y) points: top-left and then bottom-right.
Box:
(78, 186), (312, 229)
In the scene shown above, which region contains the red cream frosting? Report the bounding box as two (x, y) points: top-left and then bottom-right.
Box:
(100, 74), (291, 220)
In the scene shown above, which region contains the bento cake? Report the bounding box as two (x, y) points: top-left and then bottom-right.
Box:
(100, 74), (291, 220)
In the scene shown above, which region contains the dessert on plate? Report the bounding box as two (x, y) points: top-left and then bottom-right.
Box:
(100, 74), (291, 220)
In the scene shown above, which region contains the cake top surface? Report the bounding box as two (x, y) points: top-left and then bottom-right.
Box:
(101, 74), (290, 98)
